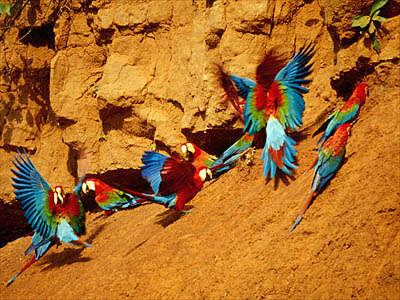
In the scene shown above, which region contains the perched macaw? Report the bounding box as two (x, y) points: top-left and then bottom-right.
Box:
(181, 136), (254, 177)
(313, 83), (368, 149)
(6, 149), (91, 286)
(81, 178), (178, 215)
(219, 44), (315, 178)
(141, 151), (212, 212)
(289, 123), (351, 232)
(81, 178), (145, 216)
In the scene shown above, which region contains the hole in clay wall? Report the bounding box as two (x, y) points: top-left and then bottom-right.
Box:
(19, 23), (55, 49)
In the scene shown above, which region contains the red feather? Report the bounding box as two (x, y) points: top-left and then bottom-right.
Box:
(59, 193), (81, 218)
(216, 64), (245, 121)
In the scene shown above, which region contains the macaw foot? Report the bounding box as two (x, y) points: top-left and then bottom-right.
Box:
(242, 147), (256, 165)
(55, 237), (62, 247)
(103, 210), (113, 217)
(180, 208), (194, 216)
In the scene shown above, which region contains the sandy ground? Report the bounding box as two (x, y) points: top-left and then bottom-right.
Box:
(1, 75), (399, 299)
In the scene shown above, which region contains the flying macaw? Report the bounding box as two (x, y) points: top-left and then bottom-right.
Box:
(313, 83), (368, 149)
(289, 123), (351, 232)
(219, 44), (315, 178)
(140, 151), (212, 212)
(6, 149), (91, 286)
(81, 178), (177, 215)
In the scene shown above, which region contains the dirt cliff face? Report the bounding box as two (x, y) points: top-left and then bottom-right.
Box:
(0, 0), (399, 299)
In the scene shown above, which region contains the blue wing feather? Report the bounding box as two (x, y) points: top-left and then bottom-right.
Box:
(10, 149), (55, 239)
(141, 151), (169, 194)
(230, 75), (256, 100)
(275, 44), (315, 131)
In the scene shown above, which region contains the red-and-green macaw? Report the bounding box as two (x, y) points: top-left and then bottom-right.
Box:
(219, 44), (315, 178)
(7, 149), (91, 286)
(289, 123), (351, 232)
(313, 83), (368, 149)
(82, 178), (145, 216)
(180, 137), (254, 177)
(140, 151), (212, 212)
(81, 178), (178, 215)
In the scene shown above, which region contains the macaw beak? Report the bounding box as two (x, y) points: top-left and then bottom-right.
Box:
(181, 144), (189, 160)
(58, 193), (64, 204)
(82, 180), (95, 194)
(54, 187), (64, 205)
(82, 182), (88, 194)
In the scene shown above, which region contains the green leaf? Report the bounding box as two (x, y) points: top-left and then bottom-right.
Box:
(370, 0), (389, 16)
(369, 22), (376, 34)
(372, 9), (380, 17)
(373, 38), (381, 52)
(372, 15), (387, 22)
(352, 15), (371, 29)
(6, 2), (12, 16)
(0, 4), (4, 16)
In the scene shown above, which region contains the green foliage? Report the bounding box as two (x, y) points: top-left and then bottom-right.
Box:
(0, 1), (13, 16)
(352, 0), (389, 53)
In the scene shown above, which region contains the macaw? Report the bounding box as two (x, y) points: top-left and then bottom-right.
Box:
(180, 136), (254, 177)
(289, 123), (351, 232)
(313, 83), (368, 149)
(219, 44), (315, 178)
(6, 149), (91, 286)
(140, 151), (212, 212)
(81, 178), (177, 215)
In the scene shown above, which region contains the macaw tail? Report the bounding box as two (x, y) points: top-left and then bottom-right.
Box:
(120, 187), (177, 209)
(211, 133), (255, 176)
(289, 173), (320, 232)
(25, 232), (54, 257)
(6, 256), (37, 287)
(57, 219), (92, 247)
(261, 116), (297, 178)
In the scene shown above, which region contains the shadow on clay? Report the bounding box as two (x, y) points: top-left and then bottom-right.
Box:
(38, 223), (106, 271)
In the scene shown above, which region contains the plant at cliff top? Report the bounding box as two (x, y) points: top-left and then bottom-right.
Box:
(0, 1), (14, 17)
(352, 0), (388, 53)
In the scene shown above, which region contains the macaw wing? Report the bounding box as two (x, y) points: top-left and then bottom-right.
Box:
(159, 159), (197, 197)
(10, 149), (56, 238)
(314, 146), (345, 190)
(141, 151), (170, 194)
(323, 104), (359, 140)
(212, 133), (254, 167)
(230, 75), (256, 100)
(313, 113), (336, 137)
(243, 51), (286, 135)
(63, 190), (86, 236)
(275, 44), (315, 130)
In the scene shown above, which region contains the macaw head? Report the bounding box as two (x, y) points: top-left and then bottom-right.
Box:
(354, 82), (369, 105)
(198, 167), (213, 182)
(53, 186), (65, 205)
(181, 142), (199, 161)
(82, 179), (96, 194)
